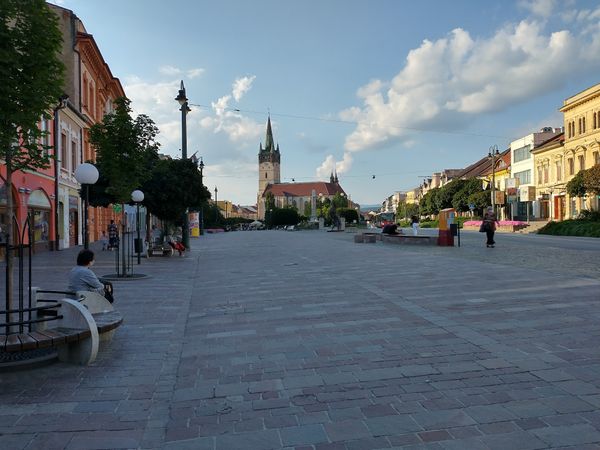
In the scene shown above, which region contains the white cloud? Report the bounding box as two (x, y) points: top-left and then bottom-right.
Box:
(158, 65), (181, 76)
(518, 0), (557, 18)
(187, 68), (204, 79)
(316, 153), (354, 179)
(199, 76), (263, 143)
(232, 75), (256, 102)
(341, 14), (599, 156)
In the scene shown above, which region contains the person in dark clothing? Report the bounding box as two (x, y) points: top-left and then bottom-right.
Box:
(382, 223), (399, 235)
(482, 207), (498, 248)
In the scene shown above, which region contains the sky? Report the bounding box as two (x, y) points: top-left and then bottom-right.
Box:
(51, 0), (600, 207)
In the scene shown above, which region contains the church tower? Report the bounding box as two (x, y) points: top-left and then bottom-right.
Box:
(258, 116), (281, 195)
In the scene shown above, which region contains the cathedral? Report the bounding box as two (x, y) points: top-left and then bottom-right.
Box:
(257, 117), (348, 220)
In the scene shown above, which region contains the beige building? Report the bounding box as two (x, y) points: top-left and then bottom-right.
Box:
(531, 133), (565, 220)
(559, 83), (600, 218)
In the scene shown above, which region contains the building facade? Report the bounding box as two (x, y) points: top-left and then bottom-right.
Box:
(559, 83), (600, 218)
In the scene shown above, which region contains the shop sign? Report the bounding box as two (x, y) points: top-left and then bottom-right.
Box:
(519, 186), (536, 202)
(113, 204), (122, 213)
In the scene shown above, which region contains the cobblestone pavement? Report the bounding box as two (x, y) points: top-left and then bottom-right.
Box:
(1, 230), (600, 449)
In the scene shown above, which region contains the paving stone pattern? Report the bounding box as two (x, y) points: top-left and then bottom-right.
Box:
(1, 230), (600, 449)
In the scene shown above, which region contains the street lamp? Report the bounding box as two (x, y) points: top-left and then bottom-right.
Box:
(488, 145), (500, 215)
(175, 80), (191, 250)
(131, 189), (144, 264)
(214, 186), (218, 222)
(74, 163), (99, 249)
(199, 157), (204, 235)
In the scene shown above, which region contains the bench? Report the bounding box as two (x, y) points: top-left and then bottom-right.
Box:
(12, 289), (124, 365)
(380, 234), (438, 245)
(354, 232), (381, 243)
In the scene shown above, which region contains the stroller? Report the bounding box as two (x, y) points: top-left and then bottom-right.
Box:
(167, 236), (186, 256)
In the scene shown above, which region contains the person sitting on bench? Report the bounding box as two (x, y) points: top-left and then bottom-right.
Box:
(68, 249), (114, 303)
(381, 223), (400, 235)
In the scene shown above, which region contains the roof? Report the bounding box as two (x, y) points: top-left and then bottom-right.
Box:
(531, 132), (564, 154)
(457, 149), (510, 178)
(263, 181), (346, 198)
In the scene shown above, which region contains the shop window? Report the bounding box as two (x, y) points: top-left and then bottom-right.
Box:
(28, 190), (51, 245)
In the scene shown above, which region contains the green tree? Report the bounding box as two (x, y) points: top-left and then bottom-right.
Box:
(0, 0), (65, 314)
(566, 171), (586, 198)
(583, 164), (600, 194)
(420, 188), (441, 216)
(142, 158), (209, 223)
(89, 97), (160, 204)
(452, 178), (485, 212)
(271, 206), (300, 227)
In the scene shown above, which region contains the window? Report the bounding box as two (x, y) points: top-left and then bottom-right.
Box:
(537, 166), (543, 184)
(582, 117), (586, 133)
(578, 155), (585, 171)
(71, 140), (77, 172)
(60, 133), (67, 169)
(514, 169), (531, 185)
(594, 112), (597, 130)
(568, 158), (574, 175)
(82, 77), (88, 107)
(543, 165), (549, 184)
(556, 160), (562, 181)
(513, 145), (531, 163)
(578, 118), (582, 134)
(40, 116), (50, 150)
(594, 151), (600, 165)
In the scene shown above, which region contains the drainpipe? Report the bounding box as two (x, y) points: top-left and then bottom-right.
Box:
(53, 95), (69, 251)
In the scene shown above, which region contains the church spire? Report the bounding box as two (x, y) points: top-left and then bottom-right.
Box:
(264, 115), (275, 152)
(330, 171), (335, 184)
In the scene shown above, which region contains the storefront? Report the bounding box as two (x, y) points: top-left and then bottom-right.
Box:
(27, 189), (52, 253)
(68, 195), (79, 247)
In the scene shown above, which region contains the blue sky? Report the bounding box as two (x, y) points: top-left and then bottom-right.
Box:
(52, 0), (600, 206)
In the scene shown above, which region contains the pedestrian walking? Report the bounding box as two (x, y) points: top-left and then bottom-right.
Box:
(108, 220), (118, 250)
(410, 215), (419, 236)
(100, 231), (108, 250)
(482, 207), (498, 248)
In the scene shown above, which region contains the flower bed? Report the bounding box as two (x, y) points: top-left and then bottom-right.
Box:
(462, 220), (529, 232)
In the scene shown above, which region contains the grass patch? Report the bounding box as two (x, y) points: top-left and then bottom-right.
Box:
(538, 220), (600, 237)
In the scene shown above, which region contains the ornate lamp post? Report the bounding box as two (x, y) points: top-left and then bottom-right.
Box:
(199, 157), (204, 235)
(214, 186), (218, 222)
(175, 81), (191, 250)
(74, 163), (99, 249)
(488, 145), (500, 215)
(131, 189), (144, 264)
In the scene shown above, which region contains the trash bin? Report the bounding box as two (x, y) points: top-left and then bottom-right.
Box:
(134, 238), (144, 254)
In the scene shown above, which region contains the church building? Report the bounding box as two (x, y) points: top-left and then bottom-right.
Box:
(257, 117), (348, 220)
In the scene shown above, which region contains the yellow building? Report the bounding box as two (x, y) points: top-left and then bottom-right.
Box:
(559, 83), (600, 218)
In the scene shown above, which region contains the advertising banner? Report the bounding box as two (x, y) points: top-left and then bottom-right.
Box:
(189, 212), (200, 237)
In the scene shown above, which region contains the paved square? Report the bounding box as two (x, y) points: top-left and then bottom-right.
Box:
(1, 230), (599, 449)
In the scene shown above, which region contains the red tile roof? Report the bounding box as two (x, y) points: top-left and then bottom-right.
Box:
(262, 182), (346, 198)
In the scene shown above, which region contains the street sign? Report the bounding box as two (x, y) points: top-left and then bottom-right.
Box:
(468, 203), (475, 211)
(112, 204), (122, 213)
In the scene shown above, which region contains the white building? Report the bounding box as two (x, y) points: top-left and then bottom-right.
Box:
(510, 127), (563, 220)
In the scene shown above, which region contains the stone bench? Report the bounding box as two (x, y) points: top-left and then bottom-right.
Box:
(354, 232), (381, 243)
(381, 234), (438, 245)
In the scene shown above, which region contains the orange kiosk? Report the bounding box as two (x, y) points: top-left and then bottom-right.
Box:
(438, 208), (455, 246)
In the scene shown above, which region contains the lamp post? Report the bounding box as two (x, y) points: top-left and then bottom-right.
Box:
(175, 80), (191, 250)
(488, 145), (500, 215)
(199, 157), (204, 235)
(214, 186), (218, 222)
(131, 189), (144, 264)
(74, 163), (99, 250)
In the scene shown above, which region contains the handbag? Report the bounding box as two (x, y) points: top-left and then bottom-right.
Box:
(479, 222), (487, 232)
